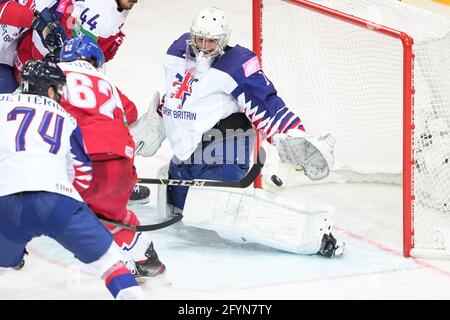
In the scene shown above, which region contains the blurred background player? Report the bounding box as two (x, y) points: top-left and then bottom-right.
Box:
(131, 7), (343, 258)
(57, 35), (166, 279)
(0, 0), (66, 93)
(71, 0), (137, 62)
(14, 0), (150, 205)
(15, 0), (135, 66)
(0, 59), (145, 299)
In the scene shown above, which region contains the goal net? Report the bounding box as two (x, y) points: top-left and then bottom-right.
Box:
(254, 0), (450, 258)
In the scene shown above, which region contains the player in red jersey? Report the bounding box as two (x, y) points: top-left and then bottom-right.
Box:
(57, 35), (166, 280)
(0, 0), (35, 27)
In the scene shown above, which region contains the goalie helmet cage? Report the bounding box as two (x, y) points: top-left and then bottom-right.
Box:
(253, 0), (450, 258)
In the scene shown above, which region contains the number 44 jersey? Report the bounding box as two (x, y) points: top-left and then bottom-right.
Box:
(0, 93), (92, 201)
(71, 0), (127, 39)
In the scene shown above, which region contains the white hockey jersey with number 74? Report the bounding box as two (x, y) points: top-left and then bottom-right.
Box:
(0, 93), (92, 201)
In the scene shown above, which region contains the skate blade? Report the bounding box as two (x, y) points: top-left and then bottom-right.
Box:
(127, 198), (151, 206)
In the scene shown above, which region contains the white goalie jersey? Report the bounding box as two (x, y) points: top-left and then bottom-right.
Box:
(163, 33), (306, 161)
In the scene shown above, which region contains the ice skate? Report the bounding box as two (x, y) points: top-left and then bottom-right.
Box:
(128, 184), (150, 206)
(317, 233), (345, 258)
(131, 242), (166, 279)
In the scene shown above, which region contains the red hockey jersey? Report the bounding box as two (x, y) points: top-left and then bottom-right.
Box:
(0, 0), (35, 28)
(58, 60), (137, 161)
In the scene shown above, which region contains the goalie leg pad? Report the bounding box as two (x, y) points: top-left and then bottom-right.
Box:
(182, 186), (334, 255)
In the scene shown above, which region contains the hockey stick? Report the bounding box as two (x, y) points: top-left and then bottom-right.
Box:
(99, 147), (266, 231)
(137, 146), (266, 188)
(99, 214), (183, 232)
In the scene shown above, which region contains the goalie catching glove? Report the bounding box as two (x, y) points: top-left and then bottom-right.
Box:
(273, 131), (335, 181)
(130, 91), (166, 157)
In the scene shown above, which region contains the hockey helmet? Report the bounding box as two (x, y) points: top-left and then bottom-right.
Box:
(189, 7), (231, 58)
(59, 35), (105, 68)
(20, 59), (66, 98)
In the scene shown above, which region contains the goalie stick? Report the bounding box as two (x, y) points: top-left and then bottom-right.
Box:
(100, 147), (266, 231)
(137, 146), (266, 188)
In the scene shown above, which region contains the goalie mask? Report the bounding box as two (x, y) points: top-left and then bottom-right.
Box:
(189, 7), (231, 59)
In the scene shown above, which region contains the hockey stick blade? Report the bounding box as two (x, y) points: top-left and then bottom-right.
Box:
(137, 146), (266, 188)
(99, 214), (183, 232)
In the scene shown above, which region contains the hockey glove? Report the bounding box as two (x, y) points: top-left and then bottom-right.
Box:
(130, 91), (166, 157)
(273, 130), (335, 181)
(32, 8), (67, 53)
(98, 31), (125, 62)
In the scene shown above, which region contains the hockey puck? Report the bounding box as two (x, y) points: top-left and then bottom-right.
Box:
(271, 175), (283, 187)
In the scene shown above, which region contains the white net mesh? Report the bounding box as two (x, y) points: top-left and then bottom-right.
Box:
(260, 0), (450, 256)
